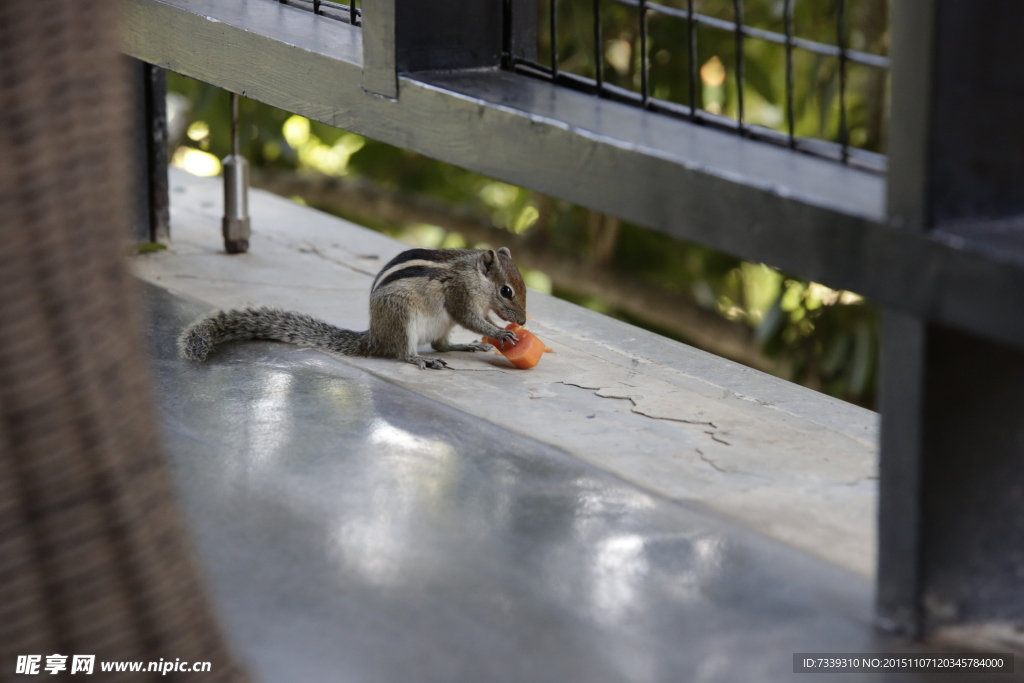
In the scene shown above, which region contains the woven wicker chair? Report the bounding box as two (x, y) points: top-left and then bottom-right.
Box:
(0, 3), (248, 680)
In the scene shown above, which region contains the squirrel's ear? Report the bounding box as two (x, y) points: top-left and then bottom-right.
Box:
(498, 246), (512, 259)
(478, 249), (497, 273)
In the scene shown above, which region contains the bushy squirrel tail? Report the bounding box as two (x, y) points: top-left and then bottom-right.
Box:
(178, 307), (369, 361)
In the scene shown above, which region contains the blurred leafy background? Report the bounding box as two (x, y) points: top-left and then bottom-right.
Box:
(166, 0), (887, 407)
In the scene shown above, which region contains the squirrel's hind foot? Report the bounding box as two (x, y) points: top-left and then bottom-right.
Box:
(407, 355), (449, 370)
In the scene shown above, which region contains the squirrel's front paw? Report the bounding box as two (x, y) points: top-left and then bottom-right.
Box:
(492, 329), (519, 347)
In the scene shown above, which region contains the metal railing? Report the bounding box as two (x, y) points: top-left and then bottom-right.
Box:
(277, 0), (361, 25)
(505, 0), (889, 172)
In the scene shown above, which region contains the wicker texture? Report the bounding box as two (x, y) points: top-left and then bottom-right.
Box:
(0, 3), (247, 681)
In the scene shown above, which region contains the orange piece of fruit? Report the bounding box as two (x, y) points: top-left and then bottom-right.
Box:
(482, 323), (546, 369)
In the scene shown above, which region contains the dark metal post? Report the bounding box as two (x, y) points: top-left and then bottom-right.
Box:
(363, 0), (525, 99)
(221, 92), (251, 254)
(878, 0), (1024, 642)
(510, 0), (537, 63)
(132, 58), (170, 243)
(395, 0), (504, 72)
(876, 310), (927, 634)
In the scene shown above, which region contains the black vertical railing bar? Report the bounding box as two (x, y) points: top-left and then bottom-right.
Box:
(272, 0), (362, 26)
(502, 0), (513, 69)
(837, 0), (849, 162)
(733, 0), (744, 133)
(784, 0), (795, 148)
(687, 0), (697, 120)
(593, 0), (604, 93)
(639, 0), (649, 107)
(550, 0), (559, 78)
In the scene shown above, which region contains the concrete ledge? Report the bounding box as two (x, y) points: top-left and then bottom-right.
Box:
(133, 168), (879, 577)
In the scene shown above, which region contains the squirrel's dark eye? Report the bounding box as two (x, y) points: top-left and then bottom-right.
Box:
(500, 285), (514, 299)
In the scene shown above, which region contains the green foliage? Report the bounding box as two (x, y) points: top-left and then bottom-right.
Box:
(539, 0), (888, 151)
(166, 0), (885, 406)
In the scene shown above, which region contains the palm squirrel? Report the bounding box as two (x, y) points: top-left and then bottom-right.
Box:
(178, 246), (528, 369)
